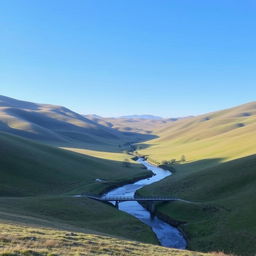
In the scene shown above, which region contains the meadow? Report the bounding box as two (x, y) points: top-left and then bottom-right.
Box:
(1, 97), (256, 256)
(0, 222), (227, 256)
(0, 131), (157, 245)
(137, 102), (256, 255)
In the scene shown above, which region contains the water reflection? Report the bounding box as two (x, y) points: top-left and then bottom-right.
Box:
(103, 158), (187, 249)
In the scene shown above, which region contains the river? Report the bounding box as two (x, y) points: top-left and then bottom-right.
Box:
(102, 158), (187, 249)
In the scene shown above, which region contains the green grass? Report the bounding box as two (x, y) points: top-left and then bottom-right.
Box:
(0, 196), (157, 244)
(137, 102), (256, 256)
(0, 222), (226, 256)
(0, 132), (149, 196)
(0, 131), (157, 245)
(1, 100), (256, 255)
(139, 102), (256, 164)
(139, 156), (256, 255)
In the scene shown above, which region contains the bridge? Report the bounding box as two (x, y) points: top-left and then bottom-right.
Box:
(86, 195), (178, 215)
(88, 195), (178, 202)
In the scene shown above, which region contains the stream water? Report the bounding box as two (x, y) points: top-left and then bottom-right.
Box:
(103, 158), (187, 249)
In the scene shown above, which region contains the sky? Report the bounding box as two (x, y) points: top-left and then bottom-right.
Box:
(0, 0), (256, 117)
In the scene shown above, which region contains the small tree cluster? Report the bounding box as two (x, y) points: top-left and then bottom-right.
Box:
(122, 159), (131, 168)
(180, 155), (186, 162)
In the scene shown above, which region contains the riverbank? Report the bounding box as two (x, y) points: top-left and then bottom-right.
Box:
(102, 158), (187, 249)
(137, 155), (256, 256)
(136, 199), (189, 245)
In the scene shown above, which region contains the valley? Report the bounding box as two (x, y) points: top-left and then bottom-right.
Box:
(0, 96), (255, 256)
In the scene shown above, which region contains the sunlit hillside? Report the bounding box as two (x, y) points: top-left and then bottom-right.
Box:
(139, 102), (256, 165)
(0, 95), (126, 147)
(137, 102), (256, 256)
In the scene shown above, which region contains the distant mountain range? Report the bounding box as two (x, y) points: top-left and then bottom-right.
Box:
(119, 115), (163, 120)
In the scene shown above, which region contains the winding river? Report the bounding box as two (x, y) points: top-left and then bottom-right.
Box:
(103, 158), (187, 249)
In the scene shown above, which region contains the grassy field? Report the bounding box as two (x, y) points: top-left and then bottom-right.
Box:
(139, 102), (256, 165)
(0, 131), (158, 245)
(137, 102), (256, 256)
(0, 132), (149, 196)
(0, 196), (157, 245)
(139, 155), (256, 255)
(1, 99), (256, 255)
(60, 147), (133, 162)
(0, 222), (227, 256)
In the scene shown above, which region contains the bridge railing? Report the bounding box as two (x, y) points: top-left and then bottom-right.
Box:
(101, 196), (134, 201)
(86, 194), (177, 201)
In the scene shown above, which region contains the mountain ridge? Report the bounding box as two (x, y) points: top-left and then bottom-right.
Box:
(0, 95), (126, 146)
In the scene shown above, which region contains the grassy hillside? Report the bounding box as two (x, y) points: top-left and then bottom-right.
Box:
(0, 131), (158, 244)
(0, 196), (157, 244)
(137, 102), (256, 256)
(0, 222), (221, 256)
(139, 155), (256, 255)
(0, 132), (150, 196)
(139, 102), (256, 164)
(0, 95), (127, 147)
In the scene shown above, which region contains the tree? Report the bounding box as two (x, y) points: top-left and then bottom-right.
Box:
(181, 155), (186, 162)
(161, 160), (169, 165)
(170, 159), (176, 164)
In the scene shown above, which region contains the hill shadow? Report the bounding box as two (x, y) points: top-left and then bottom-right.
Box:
(51, 131), (158, 153)
(0, 118), (158, 153)
(176, 157), (225, 172)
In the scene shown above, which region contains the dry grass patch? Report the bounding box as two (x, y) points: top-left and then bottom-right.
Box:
(0, 222), (224, 256)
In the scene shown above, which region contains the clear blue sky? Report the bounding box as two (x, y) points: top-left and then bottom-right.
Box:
(0, 0), (256, 117)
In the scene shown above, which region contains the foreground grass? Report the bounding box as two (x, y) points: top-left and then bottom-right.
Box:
(0, 196), (157, 245)
(0, 222), (225, 256)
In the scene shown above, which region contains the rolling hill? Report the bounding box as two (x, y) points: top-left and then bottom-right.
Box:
(139, 101), (256, 164)
(137, 102), (256, 255)
(119, 114), (163, 120)
(1, 96), (256, 255)
(85, 115), (173, 136)
(0, 95), (126, 147)
(0, 131), (157, 244)
(0, 131), (151, 196)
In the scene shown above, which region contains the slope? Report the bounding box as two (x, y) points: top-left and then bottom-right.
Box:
(0, 95), (125, 147)
(85, 115), (174, 138)
(137, 102), (256, 255)
(139, 101), (256, 164)
(0, 131), (156, 243)
(0, 131), (150, 196)
(0, 222), (221, 256)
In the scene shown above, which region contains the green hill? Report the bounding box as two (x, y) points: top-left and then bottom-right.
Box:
(0, 131), (156, 244)
(139, 102), (256, 164)
(0, 131), (150, 196)
(0, 95), (126, 147)
(137, 102), (256, 256)
(1, 98), (256, 255)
